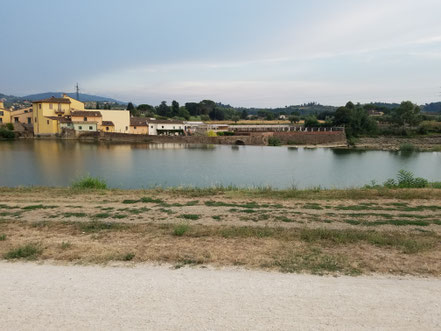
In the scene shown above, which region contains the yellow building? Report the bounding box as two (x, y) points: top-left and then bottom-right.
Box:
(0, 102), (12, 124)
(10, 107), (33, 125)
(130, 117), (149, 135)
(33, 94), (130, 135)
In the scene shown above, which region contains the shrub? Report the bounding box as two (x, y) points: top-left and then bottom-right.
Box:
(268, 137), (281, 146)
(383, 170), (428, 189)
(71, 175), (107, 189)
(399, 143), (419, 153)
(173, 224), (189, 236)
(0, 127), (15, 139)
(4, 243), (41, 260)
(5, 123), (14, 131)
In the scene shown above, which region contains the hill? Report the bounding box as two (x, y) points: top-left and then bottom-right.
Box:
(21, 92), (125, 104)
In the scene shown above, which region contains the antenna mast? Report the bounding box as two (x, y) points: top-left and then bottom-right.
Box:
(75, 83), (80, 100)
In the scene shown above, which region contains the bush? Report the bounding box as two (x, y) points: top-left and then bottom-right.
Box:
(383, 170), (428, 189)
(0, 127), (15, 139)
(71, 175), (107, 189)
(268, 137), (281, 146)
(399, 143), (419, 153)
(4, 243), (41, 260)
(173, 224), (189, 236)
(5, 123), (14, 131)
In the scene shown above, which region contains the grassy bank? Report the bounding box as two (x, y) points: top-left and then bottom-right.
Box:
(1, 185), (441, 276)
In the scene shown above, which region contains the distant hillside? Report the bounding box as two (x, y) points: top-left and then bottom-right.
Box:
(21, 92), (125, 104)
(422, 102), (441, 113)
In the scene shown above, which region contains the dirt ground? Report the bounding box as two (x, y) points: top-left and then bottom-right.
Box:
(1, 187), (441, 276)
(1, 262), (440, 330)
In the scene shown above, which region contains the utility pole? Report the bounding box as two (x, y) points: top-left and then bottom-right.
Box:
(75, 83), (80, 100)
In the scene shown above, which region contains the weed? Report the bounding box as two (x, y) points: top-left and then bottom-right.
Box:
(140, 197), (164, 204)
(0, 234), (6, 241)
(173, 224), (190, 236)
(71, 175), (107, 190)
(122, 253), (135, 261)
(22, 204), (57, 210)
(179, 214), (200, 220)
(93, 213), (111, 219)
(78, 221), (125, 233)
(122, 199), (139, 204)
(4, 243), (41, 260)
(60, 241), (71, 250)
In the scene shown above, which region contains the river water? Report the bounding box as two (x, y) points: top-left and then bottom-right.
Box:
(0, 140), (440, 189)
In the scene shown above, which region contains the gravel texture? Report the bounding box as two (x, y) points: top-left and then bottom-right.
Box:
(1, 262), (440, 330)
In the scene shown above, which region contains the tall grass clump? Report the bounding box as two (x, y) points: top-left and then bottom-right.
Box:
(4, 243), (41, 260)
(71, 175), (107, 190)
(399, 143), (419, 153)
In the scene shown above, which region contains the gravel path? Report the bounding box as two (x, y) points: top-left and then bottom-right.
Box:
(1, 262), (440, 330)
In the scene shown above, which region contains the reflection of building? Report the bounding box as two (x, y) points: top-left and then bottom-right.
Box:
(33, 94), (130, 135)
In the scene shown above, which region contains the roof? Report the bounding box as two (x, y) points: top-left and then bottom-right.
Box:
(71, 110), (102, 117)
(148, 120), (184, 125)
(34, 97), (71, 104)
(102, 121), (114, 126)
(130, 117), (148, 126)
(46, 116), (72, 123)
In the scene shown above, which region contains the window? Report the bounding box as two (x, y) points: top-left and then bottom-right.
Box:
(58, 104), (61, 111)
(14, 117), (19, 123)
(39, 104), (42, 109)
(162, 126), (164, 128)
(134, 126), (137, 129)
(89, 126), (93, 130)
(173, 126), (175, 129)
(106, 127), (109, 131)
(47, 120), (49, 125)
(35, 117), (37, 122)
(151, 126), (153, 128)
(84, 117), (87, 121)
(24, 110), (28, 113)
(79, 126), (82, 130)
(0, 111), (3, 116)
(49, 104), (53, 109)
(0, 118), (2, 123)
(126, 126), (128, 130)
(27, 118), (31, 124)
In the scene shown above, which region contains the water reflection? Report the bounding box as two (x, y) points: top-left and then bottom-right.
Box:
(0, 140), (440, 189)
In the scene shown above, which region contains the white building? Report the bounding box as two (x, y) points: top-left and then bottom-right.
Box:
(147, 120), (185, 135)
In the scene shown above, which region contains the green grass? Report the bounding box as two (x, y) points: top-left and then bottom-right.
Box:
(179, 214), (201, 220)
(0, 234), (6, 241)
(140, 197), (164, 204)
(303, 203), (323, 210)
(22, 204), (57, 210)
(173, 224), (190, 236)
(78, 221), (125, 233)
(212, 215), (222, 221)
(122, 253), (135, 261)
(93, 213), (111, 219)
(4, 243), (41, 260)
(71, 175), (107, 190)
(122, 199), (140, 204)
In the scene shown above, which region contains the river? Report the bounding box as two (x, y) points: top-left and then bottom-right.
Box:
(0, 140), (440, 189)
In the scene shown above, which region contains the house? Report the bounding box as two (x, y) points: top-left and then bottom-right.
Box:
(147, 120), (185, 135)
(33, 94), (130, 135)
(0, 101), (11, 124)
(101, 121), (115, 132)
(10, 107), (33, 125)
(130, 117), (149, 135)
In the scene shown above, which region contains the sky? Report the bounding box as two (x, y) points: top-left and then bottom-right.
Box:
(1, 0), (441, 107)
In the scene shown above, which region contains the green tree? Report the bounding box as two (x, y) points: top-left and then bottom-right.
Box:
(289, 115), (300, 124)
(127, 102), (135, 111)
(156, 101), (171, 117)
(171, 100), (180, 117)
(240, 109), (248, 119)
(178, 106), (190, 120)
(392, 101), (421, 126)
(304, 115), (319, 127)
(137, 104), (156, 116)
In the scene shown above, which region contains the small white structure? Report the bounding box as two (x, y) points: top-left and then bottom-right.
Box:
(147, 120), (185, 135)
(73, 122), (97, 132)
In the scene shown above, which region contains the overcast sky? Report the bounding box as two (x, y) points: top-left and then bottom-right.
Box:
(1, 0), (441, 107)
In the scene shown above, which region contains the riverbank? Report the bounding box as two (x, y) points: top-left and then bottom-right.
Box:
(354, 135), (441, 151)
(2, 262), (440, 330)
(1, 187), (441, 276)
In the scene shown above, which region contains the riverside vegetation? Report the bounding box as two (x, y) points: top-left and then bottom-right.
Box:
(1, 172), (441, 276)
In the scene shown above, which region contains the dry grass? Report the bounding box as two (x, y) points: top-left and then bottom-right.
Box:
(1, 187), (441, 276)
